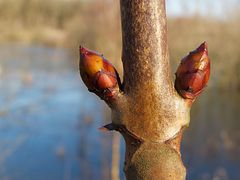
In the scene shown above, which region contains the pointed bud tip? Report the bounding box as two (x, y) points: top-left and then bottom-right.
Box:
(175, 41), (210, 100)
(79, 46), (100, 57)
(79, 46), (88, 55)
(197, 41), (208, 55)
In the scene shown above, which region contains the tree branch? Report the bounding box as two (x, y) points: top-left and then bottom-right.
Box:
(79, 0), (210, 179)
(120, 0), (173, 96)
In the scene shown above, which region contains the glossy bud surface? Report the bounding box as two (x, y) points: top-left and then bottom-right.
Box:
(175, 42), (210, 99)
(79, 46), (120, 100)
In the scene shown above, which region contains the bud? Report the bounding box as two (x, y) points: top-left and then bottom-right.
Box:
(79, 46), (121, 100)
(175, 42), (210, 100)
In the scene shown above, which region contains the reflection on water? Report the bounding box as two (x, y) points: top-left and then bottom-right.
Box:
(0, 44), (239, 180)
(183, 88), (240, 180)
(0, 44), (115, 180)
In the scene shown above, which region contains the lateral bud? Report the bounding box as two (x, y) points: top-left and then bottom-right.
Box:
(79, 46), (121, 102)
(175, 42), (210, 100)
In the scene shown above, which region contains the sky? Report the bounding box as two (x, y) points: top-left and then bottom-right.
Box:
(166, 0), (239, 19)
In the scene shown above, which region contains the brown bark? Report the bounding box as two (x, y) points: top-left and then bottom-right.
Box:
(113, 0), (190, 179)
(79, 0), (210, 179)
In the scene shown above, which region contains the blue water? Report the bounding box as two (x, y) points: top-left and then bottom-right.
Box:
(0, 44), (116, 180)
(0, 44), (239, 180)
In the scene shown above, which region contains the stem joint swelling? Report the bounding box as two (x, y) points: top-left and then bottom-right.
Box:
(79, 0), (210, 179)
(79, 41), (210, 179)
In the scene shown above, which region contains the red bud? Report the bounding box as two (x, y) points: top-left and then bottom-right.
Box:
(175, 42), (210, 100)
(79, 46), (121, 101)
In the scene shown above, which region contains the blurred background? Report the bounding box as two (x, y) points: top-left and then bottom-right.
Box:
(0, 0), (239, 179)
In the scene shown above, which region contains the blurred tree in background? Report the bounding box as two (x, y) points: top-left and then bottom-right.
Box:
(0, 0), (239, 90)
